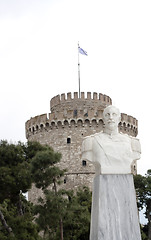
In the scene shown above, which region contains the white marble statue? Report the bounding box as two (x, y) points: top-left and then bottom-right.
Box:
(82, 105), (142, 240)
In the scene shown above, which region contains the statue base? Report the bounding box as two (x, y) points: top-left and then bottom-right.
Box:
(90, 174), (141, 240)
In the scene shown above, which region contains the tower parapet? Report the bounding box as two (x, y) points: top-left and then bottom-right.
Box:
(50, 92), (112, 121)
(26, 92), (138, 138)
(50, 92), (112, 113)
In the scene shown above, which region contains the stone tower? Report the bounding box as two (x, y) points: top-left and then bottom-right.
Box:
(25, 92), (138, 202)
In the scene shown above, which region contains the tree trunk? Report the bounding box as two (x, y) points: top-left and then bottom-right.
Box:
(53, 177), (57, 194)
(0, 206), (14, 237)
(148, 221), (151, 240)
(60, 218), (63, 240)
(147, 201), (151, 239)
(18, 194), (24, 216)
(53, 178), (64, 240)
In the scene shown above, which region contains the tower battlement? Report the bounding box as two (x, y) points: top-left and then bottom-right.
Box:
(26, 92), (138, 138)
(50, 92), (112, 112)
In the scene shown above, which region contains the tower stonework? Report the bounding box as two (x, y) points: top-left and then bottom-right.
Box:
(25, 92), (138, 202)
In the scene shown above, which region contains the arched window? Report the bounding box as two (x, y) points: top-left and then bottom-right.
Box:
(73, 109), (77, 117)
(77, 119), (83, 126)
(57, 121), (62, 128)
(64, 120), (69, 126)
(70, 119), (75, 126)
(40, 124), (44, 130)
(92, 119), (97, 126)
(82, 160), (87, 166)
(46, 122), (49, 128)
(85, 119), (90, 126)
(67, 137), (71, 144)
(51, 122), (56, 128)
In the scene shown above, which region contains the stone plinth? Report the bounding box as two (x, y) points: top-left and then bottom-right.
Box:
(90, 174), (141, 240)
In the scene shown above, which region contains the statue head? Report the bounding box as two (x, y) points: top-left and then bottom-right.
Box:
(103, 105), (121, 132)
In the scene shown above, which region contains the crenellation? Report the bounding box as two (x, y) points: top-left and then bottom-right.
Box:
(81, 92), (85, 99)
(49, 112), (55, 121)
(87, 92), (91, 99)
(108, 95), (111, 104)
(121, 113), (127, 122)
(93, 92), (97, 100)
(55, 94), (60, 105)
(50, 96), (55, 108)
(61, 93), (65, 101)
(128, 115), (134, 124)
(103, 95), (106, 102)
(99, 93), (103, 101)
(74, 92), (78, 99)
(67, 92), (72, 100)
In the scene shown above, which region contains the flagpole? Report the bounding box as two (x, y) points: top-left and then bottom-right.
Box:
(78, 42), (80, 98)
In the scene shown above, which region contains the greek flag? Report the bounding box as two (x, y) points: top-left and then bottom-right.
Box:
(78, 46), (88, 56)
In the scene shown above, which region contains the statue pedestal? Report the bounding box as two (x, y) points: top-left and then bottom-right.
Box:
(90, 174), (141, 240)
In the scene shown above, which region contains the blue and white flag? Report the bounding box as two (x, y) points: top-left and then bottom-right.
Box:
(78, 46), (88, 56)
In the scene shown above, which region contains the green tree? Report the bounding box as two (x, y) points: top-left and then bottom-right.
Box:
(0, 140), (91, 239)
(62, 186), (91, 240)
(31, 146), (92, 240)
(0, 140), (46, 240)
(0, 141), (31, 203)
(134, 170), (151, 240)
(34, 189), (69, 239)
(0, 198), (42, 240)
(34, 186), (91, 240)
(31, 145), (66, 240)
(31, 146), (64, 190)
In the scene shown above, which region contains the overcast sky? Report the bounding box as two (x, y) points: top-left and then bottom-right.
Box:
(0, 0), (151, 178)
